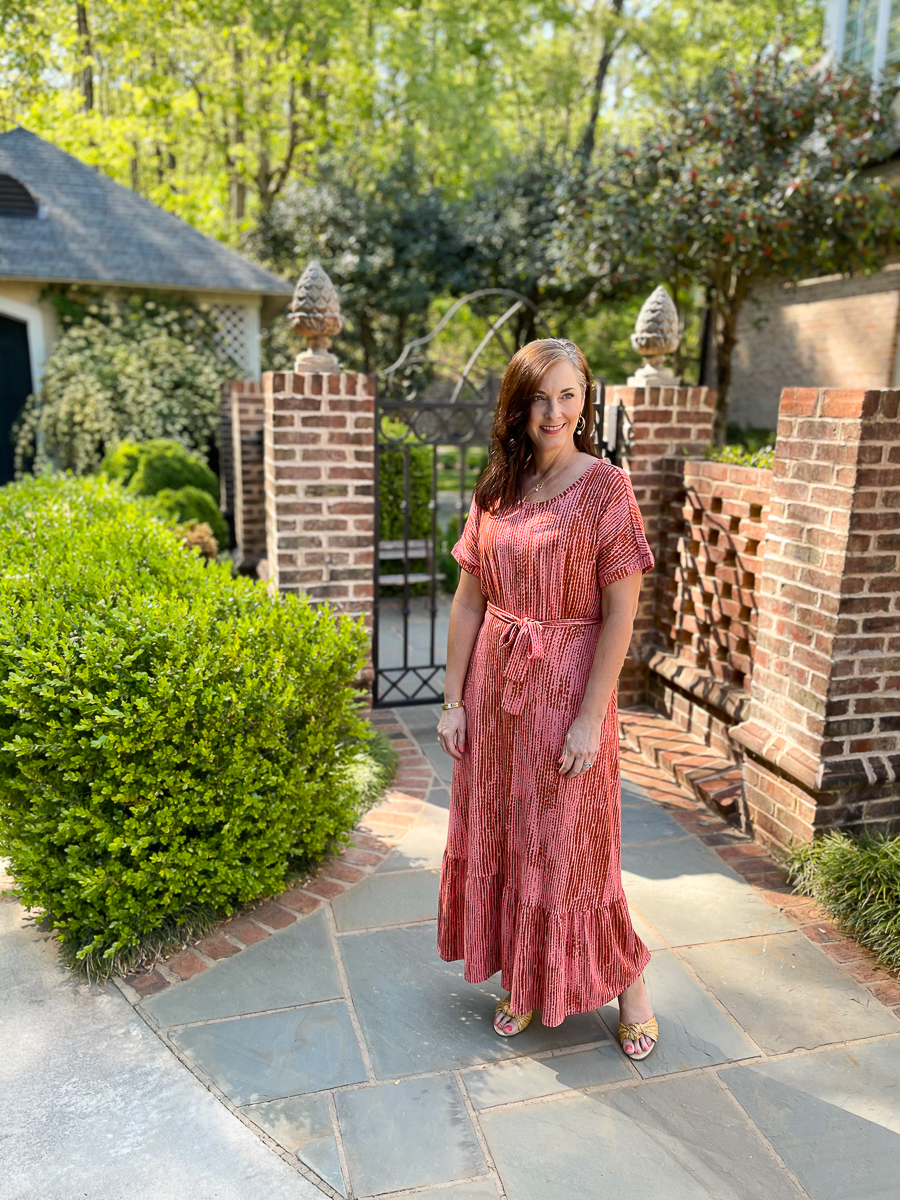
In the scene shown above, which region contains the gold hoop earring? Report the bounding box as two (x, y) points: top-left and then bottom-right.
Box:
(575, 414), (586, 434)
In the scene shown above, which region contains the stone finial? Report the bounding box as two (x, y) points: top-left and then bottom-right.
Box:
(627, 285), (681, 387)
(289, 261), (343, 372)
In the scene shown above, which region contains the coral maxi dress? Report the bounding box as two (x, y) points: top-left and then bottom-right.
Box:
(437, 456), (656, 1028)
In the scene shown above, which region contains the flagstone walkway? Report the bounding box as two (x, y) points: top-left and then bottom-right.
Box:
(4, 704), (899, 1199)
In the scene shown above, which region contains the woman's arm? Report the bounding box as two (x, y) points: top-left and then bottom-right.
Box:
(437, 566), (487, 761)
(558, 570), (643, 777)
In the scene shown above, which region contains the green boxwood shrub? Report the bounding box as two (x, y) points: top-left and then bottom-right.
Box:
(0, 474), (376, 977)
(125, 439), (220, 504)
(153, 486), (229, 550)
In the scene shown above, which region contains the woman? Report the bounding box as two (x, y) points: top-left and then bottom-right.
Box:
(436, 337), (658, 1061)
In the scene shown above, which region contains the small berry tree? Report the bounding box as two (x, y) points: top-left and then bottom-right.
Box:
(564, 44), (900, 440)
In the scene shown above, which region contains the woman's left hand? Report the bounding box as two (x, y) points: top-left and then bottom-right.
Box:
(558, 712), (603, 777)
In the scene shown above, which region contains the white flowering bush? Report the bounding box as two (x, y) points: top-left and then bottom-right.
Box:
(15, 293), (229, 475)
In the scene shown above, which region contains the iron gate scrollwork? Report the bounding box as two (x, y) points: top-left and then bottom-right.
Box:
(372, 291), (620, 708)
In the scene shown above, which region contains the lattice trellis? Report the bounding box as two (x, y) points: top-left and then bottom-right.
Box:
(209, 304), (254, 374)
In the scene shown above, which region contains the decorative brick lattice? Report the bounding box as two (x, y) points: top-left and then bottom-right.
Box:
(608, 385), (717, 707)
(660, 460), (772, 692)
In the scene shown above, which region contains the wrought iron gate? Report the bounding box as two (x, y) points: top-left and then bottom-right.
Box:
(371, 292), (620, 708)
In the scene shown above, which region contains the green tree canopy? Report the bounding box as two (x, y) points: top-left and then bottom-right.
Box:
(560, 45), (900, 438)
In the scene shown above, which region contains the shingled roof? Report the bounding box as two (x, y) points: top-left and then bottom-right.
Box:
(0, 127), (292, 313)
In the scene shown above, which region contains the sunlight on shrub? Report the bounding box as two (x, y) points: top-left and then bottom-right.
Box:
(0, 475), (382, 978)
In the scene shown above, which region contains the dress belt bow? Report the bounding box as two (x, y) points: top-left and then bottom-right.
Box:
(486, 600), (601, 716)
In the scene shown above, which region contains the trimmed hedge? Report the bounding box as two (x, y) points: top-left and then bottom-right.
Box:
(0, 474), (375, 976)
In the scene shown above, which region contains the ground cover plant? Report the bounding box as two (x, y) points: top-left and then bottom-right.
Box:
(787, 831), (900, 975)
(0, 474), (386, 978)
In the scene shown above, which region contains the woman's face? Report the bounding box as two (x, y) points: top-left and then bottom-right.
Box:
(525, 359), (585, 452)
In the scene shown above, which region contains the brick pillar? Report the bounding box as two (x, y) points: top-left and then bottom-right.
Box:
(609, 385), (717, 706)
(218, 383), (236, 544)
(223, 380), (266, 575)
(731, 387), (900, 855)
(262, 370), (375, 697)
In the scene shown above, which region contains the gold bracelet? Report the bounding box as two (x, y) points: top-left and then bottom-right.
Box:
(441, 700), (464, 710)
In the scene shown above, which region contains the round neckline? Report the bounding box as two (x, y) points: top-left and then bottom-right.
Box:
(518, 456), (603, 507)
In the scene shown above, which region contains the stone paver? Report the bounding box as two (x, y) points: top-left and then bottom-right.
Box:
(621, 835), (795, 945)
(7, 701), (900, 1200)
(335, 1074), (486, 1196)
(143, 908), (342, 1026)
(479, 1074), (807, 1200)
(331, 866), (439, 931)
(245, 1094), (346, 1195)
(463, 1044), (631, 1108)
(720, 1039), (900, 1200)
(682, 933), (900, 1053)
(170, 1001), (368, 1105)
(597, 949), (761, 1078)
(338, 921), (607, 1079)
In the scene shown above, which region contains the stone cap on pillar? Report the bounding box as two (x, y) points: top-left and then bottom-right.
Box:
(628, 285), (681, 387)
(289, 260), (343, 373)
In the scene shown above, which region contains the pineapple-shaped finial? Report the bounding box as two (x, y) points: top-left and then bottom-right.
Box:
(289, 261), (343, 372)
(627, 286), (681, 387)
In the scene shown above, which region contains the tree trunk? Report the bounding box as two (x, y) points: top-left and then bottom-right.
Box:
(231, 40), (246, 222)
(714, 304), (740, 446)
(577, 0), (623, 163)
(75, 2), (93, 112)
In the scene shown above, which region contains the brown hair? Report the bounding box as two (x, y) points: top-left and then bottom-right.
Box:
(473, 337), (597, 516)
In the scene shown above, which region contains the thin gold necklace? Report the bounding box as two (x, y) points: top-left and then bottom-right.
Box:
(524, 449), (578, 500)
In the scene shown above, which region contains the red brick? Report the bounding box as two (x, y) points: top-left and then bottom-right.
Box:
(820, 939), (870, 963)
(340, 847), (382, 867)
(125, 970), (169, 997)
(252, 902), (298, 928)
(168, 951), (208, 980)
(277, 888), (322, 914)
(351, 833), (393, 854)
(225, 919), (271, 946)
(195, 934), (241, 960)
(322, 861), (365, 884)
(869, 980), (900, 1006)
(800, 921), (844, 944)
(303, 878), (345, 900)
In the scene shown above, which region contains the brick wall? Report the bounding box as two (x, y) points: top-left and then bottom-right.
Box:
(609, 385), (717, 706)
(728, 267), (900, 431)
(218, 383), (235, 540)
(224, 380), (266, 574)
(660, 460), (771, 690)
(262, 370), (375, 628)
(731, 387), (900, 853)
(646, 458), (772, 766)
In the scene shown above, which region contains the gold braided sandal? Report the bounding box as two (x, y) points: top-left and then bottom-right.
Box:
(493, 996), (534, 1037)
(618, 1014), (658, 1061)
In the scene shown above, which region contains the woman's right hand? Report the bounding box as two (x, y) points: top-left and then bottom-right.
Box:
(437, 706), (467, 760)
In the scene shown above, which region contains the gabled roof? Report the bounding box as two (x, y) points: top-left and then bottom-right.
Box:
(0, 128), (292, 312)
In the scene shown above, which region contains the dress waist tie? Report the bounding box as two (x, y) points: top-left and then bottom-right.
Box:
(485, 600), (602, 716)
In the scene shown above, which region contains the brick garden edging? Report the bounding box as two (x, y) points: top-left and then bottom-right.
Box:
(620, 738), (900, 1022)
(117, 707), (433, 1003)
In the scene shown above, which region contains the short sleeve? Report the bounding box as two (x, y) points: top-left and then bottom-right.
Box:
(451, 498), (482, 578)
(596, 472), (655, 590)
